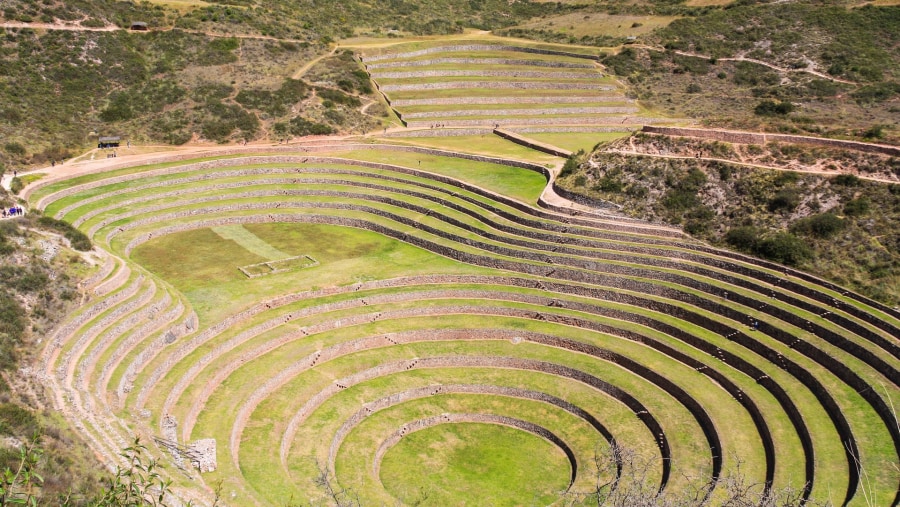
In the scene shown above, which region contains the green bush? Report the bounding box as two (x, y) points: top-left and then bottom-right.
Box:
(559, 150), (585, 178)
(317, 88), (360, 107)
(36, 216), (91, 251)
(843, 196), (870, 216)
(851, 81), (900, 105)
(754, 232), (811, 266)
(791, 213), (845, 238)
(755, 100), (794, 116)
(287, 116), (334, 136)
(768, 188), (800, 212)
(0, 403), (39, 437)
(725, 226), (760, 252)
(831, 174), (861, 186)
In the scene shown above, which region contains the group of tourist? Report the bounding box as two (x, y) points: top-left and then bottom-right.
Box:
(2, 206), (24, 218)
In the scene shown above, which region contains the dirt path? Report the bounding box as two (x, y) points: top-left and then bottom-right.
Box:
(0, 21), (118, 31)
(606, 148), (898, 183)
(291, 46), (337, 80)
(630, 44), (858, 85)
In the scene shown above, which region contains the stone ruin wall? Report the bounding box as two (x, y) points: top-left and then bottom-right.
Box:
(380, 81), (614, 92)
(360, 44), (600, 63)
(365, 57), (594, 70)
(370, 69), (596, 80)
(389, 95), (628, 106)
(400, 106), (638, 120)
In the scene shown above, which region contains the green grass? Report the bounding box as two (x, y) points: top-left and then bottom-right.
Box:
(386, 135), (561, 165)
(375, 418), (572, 505)
(333, 149), (549, 203)
(522, 131), (631, 153)
(211, 225), (291, 260)
(131, 222), (487, 325)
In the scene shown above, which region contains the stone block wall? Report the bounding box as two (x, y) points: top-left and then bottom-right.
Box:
(400, 106), (638, 120)
(366, 57), (594, 70)
(371, 69), (597, 80)
(361, 44), (600, 63)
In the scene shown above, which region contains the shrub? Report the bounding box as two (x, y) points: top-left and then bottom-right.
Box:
(3, 142), (25, 157)
(36, 216), (91, 251)
(725, 226), (760, 252)
(843, 197), (870, 216)
(851, 81), (900, 105)
(0, 403), (39, 437)
(831, 174), (860, 186)
(559, 150), (584, 178)
(791, 213), (845, 238)
(768, 188), (800, 212)
(288, 117), (334, 137)
(754, 100), (794, 116)
(754, 232), (811, 265)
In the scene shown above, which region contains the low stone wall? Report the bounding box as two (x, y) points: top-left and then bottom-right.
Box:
(405, 116), (667, 129)
(330, 383), (615, 483)
(188, 439), (216, 473)
(553, 183), (622, 211)
(390, 95), (628, 107)
(642, 126), (900, 157)
(380, 81), (615, 92)
(383, 128), (494, 137)
(400, 106), (638, 120)
(361, 44), (600, 63)
(513, 126), (635, 134)
(494, 128), (571, 158)
(372, 69), (598, 80)
(366, 57), (595, 70)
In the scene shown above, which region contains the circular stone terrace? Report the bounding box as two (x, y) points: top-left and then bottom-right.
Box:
(24, 140), (900, 506)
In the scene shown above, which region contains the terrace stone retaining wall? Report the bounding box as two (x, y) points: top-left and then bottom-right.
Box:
(113, 211), (898, 468)
(372, 70), (598, 80)
(366, 57), (595, 70)
(514, 126), (635, 134)
(389, 95), (628, 106)
(188, 439), (216, 473)
(400, 106), (638, 119)
(45, 149), (899, 322)
(380, 81), (615, 92)
(642, 126), (900, 157)
(494, 128), (571, 158)
(361, 44), (600, 63)
(405, 116), (669, 129)
(383, 128), (494, 137)
(330, 384), (616, 483)
(552, 184), (622, 210)
(100, 188), (892, 353)
(93, 178), (895, 348)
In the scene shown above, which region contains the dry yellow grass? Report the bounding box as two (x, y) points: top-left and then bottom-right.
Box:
(510, 13), (679, 38)
(684, 0), (734, 6)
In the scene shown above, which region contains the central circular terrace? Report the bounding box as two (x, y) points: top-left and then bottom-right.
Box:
(29, 142), (900, 506)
